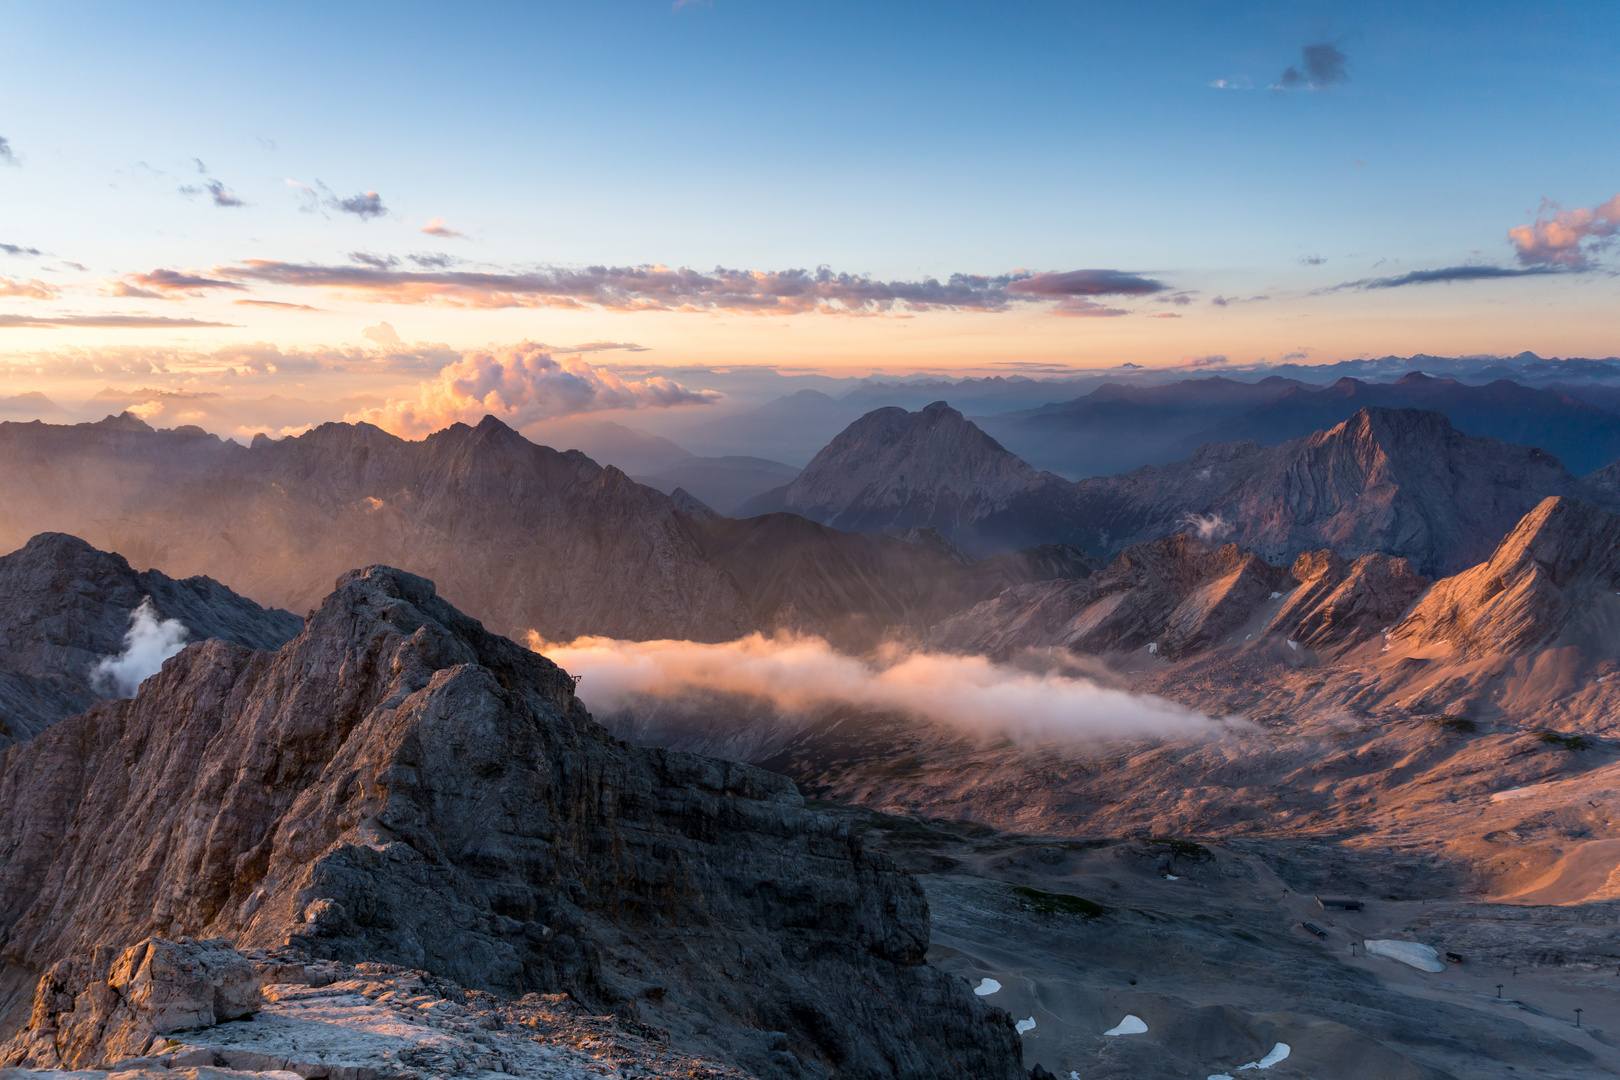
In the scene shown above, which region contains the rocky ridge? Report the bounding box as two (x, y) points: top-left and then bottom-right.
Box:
(0, 413), (1082, 649)
(0, 533), (301, 748)
(0, 564), (1022, 1080)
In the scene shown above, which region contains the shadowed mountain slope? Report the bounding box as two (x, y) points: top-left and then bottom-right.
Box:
(1183, 373), (1620, 474)
(0, 413), (1084, 649)
(0, 532), (301, 747)
(0, 565), (1024, 1080)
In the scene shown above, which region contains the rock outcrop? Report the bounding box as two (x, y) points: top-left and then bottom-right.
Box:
(0, 533), (302, 747)
(0, 413), (1079, 649)
(4, 938), (261, 1070)
(1269, 550), (1429, 652)
(1392, 495), (1620, 656)
(0, 565), (1022, 1080)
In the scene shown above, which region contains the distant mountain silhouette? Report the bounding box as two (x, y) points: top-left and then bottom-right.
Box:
(1182, 373), (1620, 474)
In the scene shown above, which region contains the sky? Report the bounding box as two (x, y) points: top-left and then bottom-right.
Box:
(1, 0), (1618, 434)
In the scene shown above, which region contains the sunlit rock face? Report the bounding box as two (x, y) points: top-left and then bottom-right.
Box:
(0, 564), (1023, 1080)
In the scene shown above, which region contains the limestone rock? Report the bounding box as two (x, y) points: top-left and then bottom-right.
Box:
(0, 565), (1022, 1080)
(2, 938), (260, 1070)
(0, 533), (302, 747)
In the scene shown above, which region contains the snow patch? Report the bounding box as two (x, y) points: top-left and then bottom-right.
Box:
(1103, 1015), (1147, 1036)
(1164, 874), (1179, 881)
(1147, 642), (1158, 655)
(1490, 786), (1538, 802)
(1364, 939), (1445, 972)
(973, 978), (1001, 996)
(1015, 1017), (1037, 1034)
(1238, 1042), (1291, 1069)
(1286, 639), (1299, 651)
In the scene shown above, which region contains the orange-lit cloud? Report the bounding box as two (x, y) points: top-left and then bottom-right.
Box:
(0, 277), (59, 300)
(1509, 193), (1620, 269)
(215, 259), (1171, 316)
(348, 340), (721, 436)
(420, 217), (465, 238)
(106, 268), (249, 299)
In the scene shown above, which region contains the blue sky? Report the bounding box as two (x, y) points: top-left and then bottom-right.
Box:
(1, 1), (1617, 418)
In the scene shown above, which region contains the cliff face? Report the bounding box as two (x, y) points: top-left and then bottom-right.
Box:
(0, 565), (1022, 1080)
(0, 532), (302, 747)
(1393, 495), (1620, 657)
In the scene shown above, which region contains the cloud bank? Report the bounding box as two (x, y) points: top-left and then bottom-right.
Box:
(216, 259), (1169, 316)
(1509, 193), (1620, 269)
(532, 632), (1230, 745)
(348, 341), (721, 436)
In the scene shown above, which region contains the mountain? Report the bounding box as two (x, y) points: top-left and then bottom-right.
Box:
(0, 564), (1023, 1080)
(975, 375), (1309, 478)
(0, 413), (1082, 649)
(1393, 495), (1620, 657)
(0, 532), (302, 747)
(1182, 373), (1620, 474)
(932, 533), (1427, 661)
(635, 455), (801, 516)
(749, 401), (1607, 576)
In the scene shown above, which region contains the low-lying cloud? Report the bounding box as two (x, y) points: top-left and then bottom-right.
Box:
(214, 259), (1170, 316)
(532, 632), (1231, 745)
(1509, 193), (1620, 269)
(348, 340), (721, 436)
(1278, 43), (1346, 90)
(1180, 512), (1233, 543)
(91, 598), (189, 697)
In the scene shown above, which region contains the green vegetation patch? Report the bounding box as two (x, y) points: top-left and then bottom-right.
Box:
(1010, 885), (1109, 919)
(1535, 731), (1591, 751)
(1430, 715), (1477, 734)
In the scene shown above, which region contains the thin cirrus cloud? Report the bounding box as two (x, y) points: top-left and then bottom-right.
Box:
(0, 313), (235, 328)
(1509, 193), (1620, 269)
(1324, 265), (1563, 291)
(287, 180), (389, 220)
(349, 341), (722, 436)
(0, 242), (41, 257)
(0, 136), (17, 165)
(213, 259), (1170, 316)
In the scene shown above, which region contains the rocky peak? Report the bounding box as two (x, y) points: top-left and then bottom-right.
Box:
(1393, 495), (1620, 655)
(0, 533), (302, 747)
(0, 564), (1022, 1080)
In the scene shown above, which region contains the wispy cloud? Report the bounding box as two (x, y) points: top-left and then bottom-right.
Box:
(107, 268), (249, 299)
(421, 217), (465, 238)
(1327, 265), (1563, 290)
(286, 179), (389, 220)
(233, 299), (321, 311)
(349, 341), (721, 436)
(1276, 43), (1347, 90)
(0, 313), (235, 328)
(0, 278), (59, 300)
(336, 190), (386, 219)
(0, 137), (17, 166)
(215, 259), (1171, 315)
(0, 243), (41, 257)
(1508, 193), (1620, 269)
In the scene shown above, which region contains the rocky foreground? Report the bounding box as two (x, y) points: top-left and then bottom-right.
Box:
(0, 566), (1022, 1080)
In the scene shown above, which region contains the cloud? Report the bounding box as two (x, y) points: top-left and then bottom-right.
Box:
(0, 313), (235, 328)
(348, 341), (722, 436)
(1153, 291), (1196, 306)
(1328, 265), (1563, 290)
(531, 632), (1231, 746)
(348, 251), (399, 269)
(421, 217), (465, 238)
(408, 252), (458, 269)
(1508, 193), (1620, 269)
(0, 278), (59, 300)
(1299, 255), (1327, 265)
(125, 268), (249, 294)
(1053, 298), (1129, 317)
(1181, 354), (1229, 368)
(0, 137), (16, 165)
(336, 190), (387, 219)
(233, 299), (321, 311)
(1210, 294), (1270, 305)
(1209, 78), (1251, 90)
(1003, 268), (1169, 298)
(217, 259), (1171, 316)
(1179, 513), (1234, 543)
(204, 179), (244, 207)
(362, 321), (402, 346)
(1278, 43), (1347, 90)
(547, 340), (649, 353)
(90, 598), (189, 697)
(0, 242), (41, 257)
